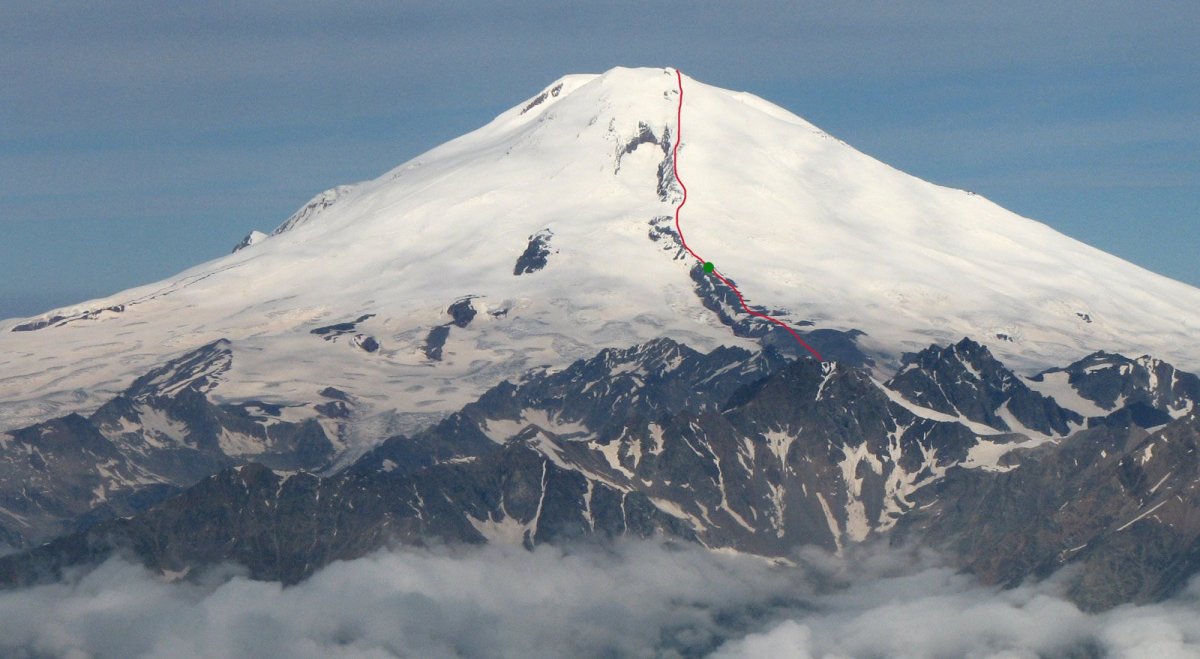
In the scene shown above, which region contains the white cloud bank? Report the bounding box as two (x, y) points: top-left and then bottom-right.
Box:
(0, 540), (1198, 658)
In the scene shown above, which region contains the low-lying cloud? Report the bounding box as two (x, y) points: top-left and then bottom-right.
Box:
(714, 567), (1200, 658)
(1, 540), (1199, 658)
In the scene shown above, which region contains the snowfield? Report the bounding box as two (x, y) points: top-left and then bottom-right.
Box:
(2, 66), (1198, 436)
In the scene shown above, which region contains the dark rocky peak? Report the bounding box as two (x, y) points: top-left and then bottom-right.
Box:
(723, 358), (849, 412)
(124, 339), (233, 400)
(898, 408), (1200, 612)
(0, 337), (1079, 594)
(7, 413), (123, 462)
(720, 359), (910, 455)
(887, 337), (1011, 412)
(594, 336), (694, 376)
(1034, 351), (1200, 418)
(463, 338), (789, 443)
(887, 337), (1080, 436)
(900, 337), (1008, 384)
(351, 406), (501, 478)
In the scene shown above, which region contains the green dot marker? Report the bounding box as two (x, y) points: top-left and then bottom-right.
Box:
(703, 261), (715, 273)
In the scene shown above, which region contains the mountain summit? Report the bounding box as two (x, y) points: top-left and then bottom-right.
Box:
(3, 66), (1198, 436)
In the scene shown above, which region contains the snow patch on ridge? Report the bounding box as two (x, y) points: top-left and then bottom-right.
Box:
(1024, 371), (1108, 418)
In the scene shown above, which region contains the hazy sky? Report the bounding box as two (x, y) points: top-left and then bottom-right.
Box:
(2, 1), (1196, 318)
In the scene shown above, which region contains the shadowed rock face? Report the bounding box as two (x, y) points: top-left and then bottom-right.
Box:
(897, 409), (1200, 611)
(682, 252), (869, 366)
(0, 342), (340, 548)
(1, 335), (1198, 614)
(447, 297), (477, 328)
(0, 338), (1006, 587)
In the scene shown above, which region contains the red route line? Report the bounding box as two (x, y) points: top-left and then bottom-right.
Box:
(670, 68), (825, 363)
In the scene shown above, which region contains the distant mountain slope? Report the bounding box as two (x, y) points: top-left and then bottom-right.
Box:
(3, 67), (1198, 440)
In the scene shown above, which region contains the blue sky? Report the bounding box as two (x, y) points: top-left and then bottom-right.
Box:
(1, 1), (1196, 319)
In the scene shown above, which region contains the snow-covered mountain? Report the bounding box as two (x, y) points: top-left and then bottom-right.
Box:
(6, 66), (1200, 617)
(3, 66), (1198, 448)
